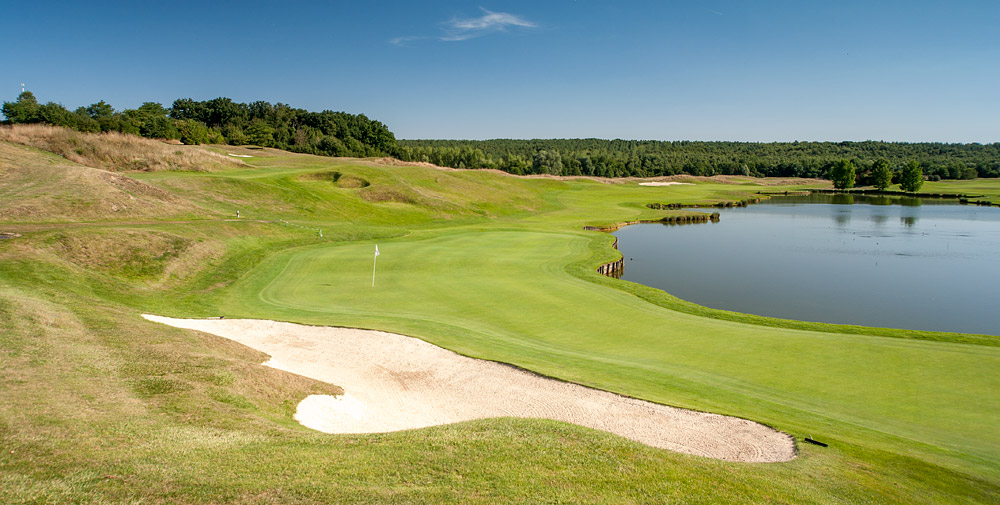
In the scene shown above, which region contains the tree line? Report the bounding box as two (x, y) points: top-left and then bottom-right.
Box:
(1, 91), (396, 157)
(397, 139), (1000, 181)
(830, 159), (924, 192)
(4, 90), (998, 182)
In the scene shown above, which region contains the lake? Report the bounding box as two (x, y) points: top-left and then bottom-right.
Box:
(613, 194), (1000, 335)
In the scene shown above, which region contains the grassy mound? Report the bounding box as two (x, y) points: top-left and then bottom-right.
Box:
(0, 124), (244, 172)
(0, 142), (206, 222)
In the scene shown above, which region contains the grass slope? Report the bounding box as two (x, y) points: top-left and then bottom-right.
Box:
(0, 142), (204, 223)
(2, 135), (998, 504)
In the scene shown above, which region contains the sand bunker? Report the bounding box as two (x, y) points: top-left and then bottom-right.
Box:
(638, 181), (695, 186)
(143, 315), (795, 462)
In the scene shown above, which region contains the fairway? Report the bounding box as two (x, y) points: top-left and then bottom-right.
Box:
(227, 227), (1000, 478)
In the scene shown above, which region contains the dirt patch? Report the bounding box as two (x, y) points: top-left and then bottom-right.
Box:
(144, 316), (797, 463)
(0, 232), (21, 240)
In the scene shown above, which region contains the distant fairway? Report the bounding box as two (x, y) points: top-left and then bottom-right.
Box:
(228, 227), (1000, 478)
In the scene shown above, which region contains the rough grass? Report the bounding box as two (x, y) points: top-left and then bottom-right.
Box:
(44, 229), (193, 279)
(2, 137), (999, 503)
(0, 124), (244, 172)
(0, 141), (206, 222)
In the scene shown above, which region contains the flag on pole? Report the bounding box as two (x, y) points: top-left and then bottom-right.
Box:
(372, 244), (379, 287)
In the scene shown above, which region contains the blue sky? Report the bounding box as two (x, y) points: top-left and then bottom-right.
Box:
(3, 1), (998, 142)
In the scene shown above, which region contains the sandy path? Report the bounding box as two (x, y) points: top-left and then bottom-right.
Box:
(638, 181), (695, 186)
(143, 315), (796, 462)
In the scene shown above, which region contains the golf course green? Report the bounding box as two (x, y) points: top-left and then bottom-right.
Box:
(2, 134), (999, 503)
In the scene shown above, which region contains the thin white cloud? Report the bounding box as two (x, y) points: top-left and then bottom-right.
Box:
(390, 35), (429, 46)
(390, 8), (537, 45)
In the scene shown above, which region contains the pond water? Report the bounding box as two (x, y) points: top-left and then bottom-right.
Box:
(613, 194), (1000, 335)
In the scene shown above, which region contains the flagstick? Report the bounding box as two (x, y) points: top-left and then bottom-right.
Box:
(372, 253), (378, 288)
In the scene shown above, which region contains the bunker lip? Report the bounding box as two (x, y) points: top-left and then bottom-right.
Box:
(143, 314), (797, 463)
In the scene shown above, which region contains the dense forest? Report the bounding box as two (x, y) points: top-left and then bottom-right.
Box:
(4, 90), (999, 181)
(1, 91), (395, 157)
(397, 139), (1000, 181)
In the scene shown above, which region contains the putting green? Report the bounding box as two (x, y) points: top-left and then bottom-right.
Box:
(227, 227), (1000, 476)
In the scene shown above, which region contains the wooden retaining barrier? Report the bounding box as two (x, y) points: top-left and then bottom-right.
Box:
(959, 198), (1000, 208)
(595, 236), (624, 279)
(587, 212), (720, 279)
(756, 191), (811, 196)
(647, 198), (761, 210)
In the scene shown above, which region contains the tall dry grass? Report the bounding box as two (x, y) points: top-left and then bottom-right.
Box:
(0, 124), (245, 172)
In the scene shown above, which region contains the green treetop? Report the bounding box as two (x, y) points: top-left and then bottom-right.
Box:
(899, 160), (924, 192)
(871, 159), (893, 190)
(830, 159), (856, 190)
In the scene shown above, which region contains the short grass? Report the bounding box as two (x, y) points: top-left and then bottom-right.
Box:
(2, 137), (999, 504)
(922, 179), (1000, 204)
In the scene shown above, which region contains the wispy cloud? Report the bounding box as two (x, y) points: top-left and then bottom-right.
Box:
(389, 35), (429, 46)
(390, 8), (537, 45)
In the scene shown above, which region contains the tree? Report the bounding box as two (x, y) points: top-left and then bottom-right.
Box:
(177, 119), (211, 145)
(221, 123), (248, 145)
(830, 159), (856, 190)
(245, 119), (275, 146)
(122, 102), (179, 139)
(899, 160), (924, 192)
(2, 91), (41, 123)
(532, 149), (563, 175)
(85, 100), (115, 119)
(871, 159), (892, 190)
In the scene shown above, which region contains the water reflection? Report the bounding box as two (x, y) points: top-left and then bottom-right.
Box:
(831, 194), (855, 205)
(900, 216), (918, 227)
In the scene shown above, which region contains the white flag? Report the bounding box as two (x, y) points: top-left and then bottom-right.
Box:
(375, 244), (380, 257)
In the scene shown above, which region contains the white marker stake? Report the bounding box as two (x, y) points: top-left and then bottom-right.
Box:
(372, 244), (380, 287)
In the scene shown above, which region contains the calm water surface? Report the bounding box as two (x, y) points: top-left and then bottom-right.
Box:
(613, 195), (1000, 335)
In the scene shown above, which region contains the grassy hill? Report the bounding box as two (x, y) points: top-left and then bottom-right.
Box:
(1, 127), (998, 504)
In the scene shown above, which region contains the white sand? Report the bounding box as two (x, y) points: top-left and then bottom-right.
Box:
(227, 153), (253, 158)
(143, 315), (795, 462)
(638, 181), (695, 186)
